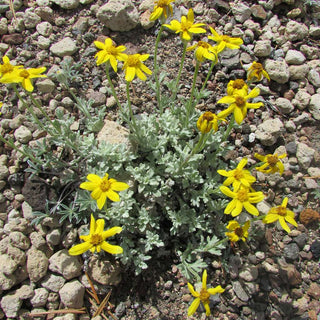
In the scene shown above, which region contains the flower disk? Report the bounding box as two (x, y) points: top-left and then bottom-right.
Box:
(122, 54), (152, 82)
(255, 153), (286, 176)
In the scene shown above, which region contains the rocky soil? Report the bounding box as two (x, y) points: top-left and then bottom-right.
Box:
(0, 0), (320, 319)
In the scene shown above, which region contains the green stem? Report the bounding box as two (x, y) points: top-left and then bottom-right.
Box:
(172, 41), (187, 101)
(105, 64), (124, 114)
(185, 60), (200, 125)
(0, 134), (42, 165)
(154, 24), (164, 112)
(126, 81), (139, 135)
(222, 114), (235, 142)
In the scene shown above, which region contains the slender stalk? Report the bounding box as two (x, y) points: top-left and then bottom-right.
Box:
(222, 114), (235, 141)
(185, 60), (200, 125)
(126, 81), (139, 136)
(0, 134), (41, 165)
(105, 64), (124, 114)
(171, 41), (187, 101)
(154, 24), (164, 112)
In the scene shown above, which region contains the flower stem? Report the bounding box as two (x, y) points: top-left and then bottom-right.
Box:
(154, 24), (164, 113)
(105, 64), (124, 114)
(172, 41), (187, 101)
(126, 81), (139, 136)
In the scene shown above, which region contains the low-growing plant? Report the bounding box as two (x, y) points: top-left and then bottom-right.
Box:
(0, 1), (299, 316)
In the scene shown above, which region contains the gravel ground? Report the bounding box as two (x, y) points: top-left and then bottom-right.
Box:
(0, 0), (320, 319)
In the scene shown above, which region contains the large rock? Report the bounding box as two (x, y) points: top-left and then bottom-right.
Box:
(309, 94), (320, 120)
(59, 280), (85, 308)
(285, 20), (308, 41)
(26, 248), (48, 282)
(265, 59), (289, 84)
(97, 0), (139, 32)
(255, 118), (284, 146)
(50, 37), (78, 57)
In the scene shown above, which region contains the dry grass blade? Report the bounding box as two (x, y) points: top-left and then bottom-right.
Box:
(85, 271), (100, 304)
(28, 308), (87, 317)
(8, 0), (17, 25)
(93, 290), (112, 317)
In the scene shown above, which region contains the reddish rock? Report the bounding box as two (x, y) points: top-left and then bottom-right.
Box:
(307, 283), (320, 300)
(2, 34), (24, 44)
(251, 4), (267, 19)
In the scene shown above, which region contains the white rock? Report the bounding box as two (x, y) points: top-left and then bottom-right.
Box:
(293, 90), (311, 110)
(254, 40), (271, 57)
(0, 254), (17, 275)
(275, 97), (294, 114)
(37, 35), (51, 49)
(14, 125), (32, 144)
(49, 249), (82, 280)
(50, 37), (78, 57)
(308, 69), (320, 88)
(30, 288), (49, 307)
(0, 165), (9, 180)
(289, 64), (309, 80)
(296, 143), (315, 169)
(46, 229), (61, 246)
(97, 0), (139, 32)
(36, 78), (56, 93)
(41, 274), (66, 292)
(97, 119), (129, 145)
(265, 59), (289, 84)
(285, 20), (308, 41)
(21, 201), (33, 220)
(255, 118), (284, 146)
(285, 50), (306, 65)
(51, 0), (79, 9)
(8, 231), (30, 250)
(231, 3), (251, 23)
(24, 11), (41, 29)
(0, 293), (22, 318)
(309, 25), (320, 39)
(36, 21), (52, 37)
(59, 280), (85, 308)
(309, 94), (320, 120)
(26, 248), (49, 282)
(0, 272), (16, 291)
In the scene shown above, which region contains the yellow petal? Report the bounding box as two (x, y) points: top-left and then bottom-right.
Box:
(207, 285), (225, 295)
(203, 301), (211, 316)
(68, 241), (92, 255)
(100, 241), (123, 254)
(106, 189), (120, 202)
(202, 269), (207, 290)
(102, 226), (123, 239)
(80, 181), (98, 191)
(96, 192), (107, 209)
(188, 298), (200, 316)
(188, 283), (199, 297)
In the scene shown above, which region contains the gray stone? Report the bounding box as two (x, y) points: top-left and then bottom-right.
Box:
(293, 90), (311, 110)
(14, 125), (32, 144)
(239, 265), (259, 282)
(254, 40), (271, 57)
(233, 281), (249, 302)
(59, 280), (85, 308)
(36, 78), (56, 93)
(29, 232), (46, 249)
(41, 274), (66, 292)
(24, 11), (41, 29)
(231, 3), (251, 23)
(285, 20), (308, 41)
(46, 229), (61, 246)
(49, 249), (82, 280)
(140, 10), (154, 30)
(37, 35), (51, 49)
(86, 89), (106, 107)
(0, 18), (8, 35)
(289, 64), (310, 80)
(0, 165), (9, 180)
(51, 0), (79, 9)
(15, 284), (34, 300)
(255, 118), (284, 146)
(0, 272), (16, 291)
(309, 25), (320, 38)
(300, 44), (320, 60)
(283, 243), (300, 261)
(9, 114), (25, 129)
(0, 293), (22, 318)
(8, 231), (30, 250)
(27, 248), (49, 282)
(21, 201), (33, 220)
(36, 21), (52, 37)
(50, 37), (78, 57)
(308, 69), (320, 88)
(296, 143), (315, 169)
(293, 112), (311, 125)
(265, 59), (289, 84)
(275, 97), (294, 114)
(30, 288), (49, 307)
(97, 0), (139, 32)
(285, 50), (306, 65)
(0, 254), (17, 275)
(309, 94), (320, 120)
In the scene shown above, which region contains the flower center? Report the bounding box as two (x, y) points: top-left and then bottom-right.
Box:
(198, 41), (209, 49)
(100, 177), (111, 192)
(203, 111), (214, 122)
(19, 70), (30, 79)
(253, 62), (263, 72)
(157, 0), (170, 7)
(235, 96), (246, 107)
(237, 189), (249, 202)
(233, 79), (245, 89)
(267, 155), (278, 167)
(107, 46), (119, 56)
(221, 35), (230, 42)
(235, 227), (244, 237)
(181, 20), (192, 32)
(233, 168), (244, 180)
(126, 55), (141, 67)
(276, 206), (287, 217)
(90, 233), (103, 245)
(199, 288), (210, 302)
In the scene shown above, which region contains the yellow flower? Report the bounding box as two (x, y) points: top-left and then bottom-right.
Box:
(94, 38), (127, 71)
(80, 173), (129, 210)
(208, 27), (243, 52)
(225, 220), (250, 243)
(0, 56), (23, 78)
(68, 214), (123, 255)
(217, 87), (263, 125)
(0, 102), (2, 116)
(122, 54), (152, 82)
(163, 9), (206, 42)
(247, 61), (270, 82)
(217, 158), (256, 191)
(150, 0), (174, 21)
(254, 153), (286, 176)
(227, 79), (248, 96)
(187, 269), (224, 316)
(263, 197), (297, 233)
(220, 186), (264, 217)
(187, 41), (220, 63)
(197, 111), (226, 133)
(1, 67), (47, 92)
